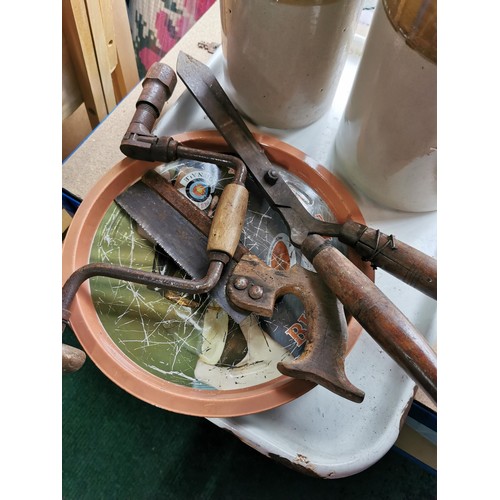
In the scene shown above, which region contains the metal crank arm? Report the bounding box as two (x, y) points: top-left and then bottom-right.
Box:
(62, 150), (247, 372)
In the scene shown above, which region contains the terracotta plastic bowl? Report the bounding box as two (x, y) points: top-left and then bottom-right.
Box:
(62, 131), (373, 417)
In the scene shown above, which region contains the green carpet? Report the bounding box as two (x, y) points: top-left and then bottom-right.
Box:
(62, 327), (436, 499)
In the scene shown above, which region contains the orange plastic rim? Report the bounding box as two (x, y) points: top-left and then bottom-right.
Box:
(62, 131), (374, 417)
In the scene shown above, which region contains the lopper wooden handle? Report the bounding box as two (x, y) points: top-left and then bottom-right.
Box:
(302, 234), (437, 404)
(207, 183), (249, 258)
(338, 220), (437, 299)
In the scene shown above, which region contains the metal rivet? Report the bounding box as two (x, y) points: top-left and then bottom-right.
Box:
(233, 277), (248, 290)
(264, 169), (279, 185)
(248, 285), (264, 300)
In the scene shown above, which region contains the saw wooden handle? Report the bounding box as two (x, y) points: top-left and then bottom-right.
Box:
(227, 253), (365, 403)
(338, 220), (437, 299)
(302, 234), (437, 403)
(207, 183), (249, 258)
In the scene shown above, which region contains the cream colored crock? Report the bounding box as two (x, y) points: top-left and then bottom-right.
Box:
(334, 0), (437, 212)
(220, 0), (363, 129)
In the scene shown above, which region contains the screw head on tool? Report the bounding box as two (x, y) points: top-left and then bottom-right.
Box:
(248, 285), (264, 300)
(264, 169), (279, 185)
(233, 277), (249, 290)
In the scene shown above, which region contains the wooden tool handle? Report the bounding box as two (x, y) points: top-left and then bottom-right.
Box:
(339, 220), (437, 299)
(302, 234), (437, 403)
(207, 183), (249, 258)
(62, 343), (86, 373)
(227, 254), (365, 403)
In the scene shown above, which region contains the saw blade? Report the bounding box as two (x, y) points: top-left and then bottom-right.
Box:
(115, 180), (248, 323)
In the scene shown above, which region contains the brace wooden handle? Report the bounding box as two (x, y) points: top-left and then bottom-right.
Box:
(339, 220), (437, 299)
(207, 184), (249, 258)
(62, 343), (86, 373)
(302, 234), (437, 404)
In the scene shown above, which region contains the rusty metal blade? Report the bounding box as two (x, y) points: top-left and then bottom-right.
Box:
(175, 51), (342, 247)
(115, 180), (248, 323)
(116, 181), (209, 278)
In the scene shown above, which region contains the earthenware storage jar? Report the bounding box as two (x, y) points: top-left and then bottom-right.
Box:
(334, 0), (437, 212)
(220, 0), (364, 129)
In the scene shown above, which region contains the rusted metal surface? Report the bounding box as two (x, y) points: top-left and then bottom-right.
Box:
(115, 178), (249, 324)
(175, 51), (437, 300)
(268, 453), (322, 478)
(115, 180), (213, 279)
(65, 54), (438, 408)
(72, 260), (223, 297)
(338, 220), (437, 298)
(62, 260), (224, 320)
(61, 138), (369, 415)
(63, 60), (252, 368)
(120, 62), (177, 159)
(172, 53), (437, 402)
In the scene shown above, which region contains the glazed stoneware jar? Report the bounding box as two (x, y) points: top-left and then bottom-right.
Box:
(220, 0), (363, 129)
(334, 0), (437, 212)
